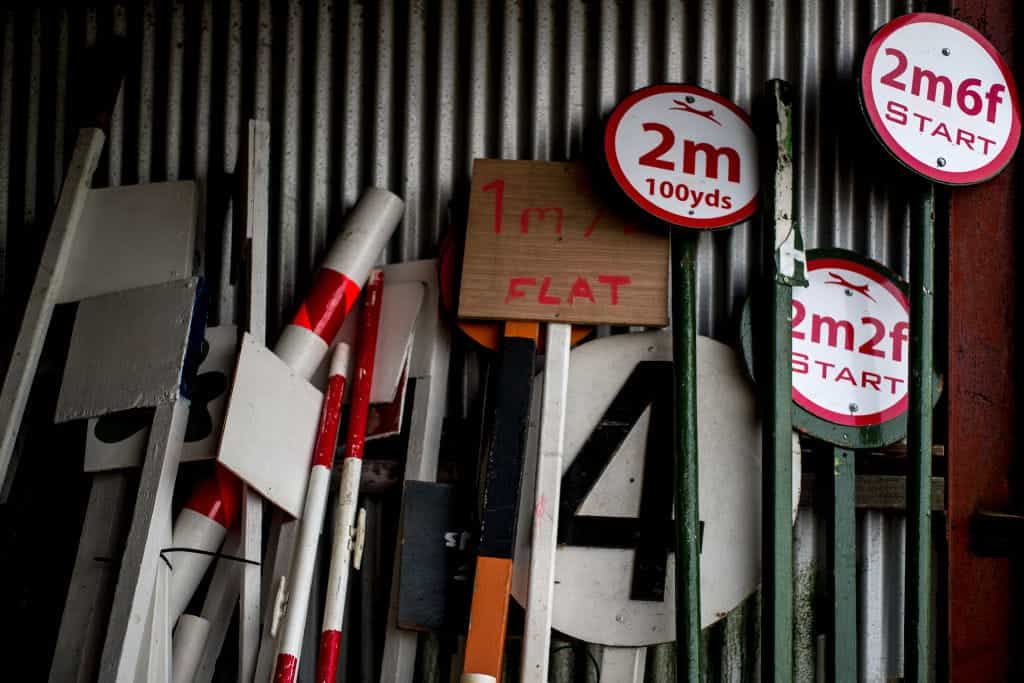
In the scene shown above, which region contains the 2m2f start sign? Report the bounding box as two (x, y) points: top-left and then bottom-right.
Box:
(792, 250), (910, 438)
(860, 12), (1021, 185)
(605, 84), (758, 229)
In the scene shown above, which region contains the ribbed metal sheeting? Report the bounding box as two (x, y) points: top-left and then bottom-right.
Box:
(0, 1), (924, 681)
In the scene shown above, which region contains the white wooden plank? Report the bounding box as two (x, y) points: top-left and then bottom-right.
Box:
(171, 615), (210, 683)
(98, 398), (190, 683)
(55, 278), (202, 422)
(599, 647), (646, 683)
(48, 472), (133, 683)
(216, 334), (322, 517)
(59, 181), (197, 304)
(520, 322), (570, 683)
(0, 127), (104, 492)
(239, 118), (270, 683)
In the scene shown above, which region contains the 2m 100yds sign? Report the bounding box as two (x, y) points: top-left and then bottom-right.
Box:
(860, 12), (1020, 185)
(605, 84), (758, 229)
(792, 255), (909, 427)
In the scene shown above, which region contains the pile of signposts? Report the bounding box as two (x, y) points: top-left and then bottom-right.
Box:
(2, 10), (1017, 683)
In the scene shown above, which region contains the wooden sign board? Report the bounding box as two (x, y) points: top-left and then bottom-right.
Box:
(458, 159), (669, 326)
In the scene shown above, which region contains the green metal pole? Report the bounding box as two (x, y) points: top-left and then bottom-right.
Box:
(672, 230), (700, 683)
(830, 447), (857, 683)
(762, 79), (799, 683)
(905, 184), (934, 683)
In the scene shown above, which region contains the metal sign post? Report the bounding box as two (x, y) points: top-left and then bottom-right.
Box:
(605, 83), (759, 682)
(858, 13), (1020, 681)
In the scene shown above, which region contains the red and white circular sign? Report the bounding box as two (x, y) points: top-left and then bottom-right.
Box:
(604, 84), (759, 229)
(792, 255), (909, 427)
(860, 12), (1020, 185)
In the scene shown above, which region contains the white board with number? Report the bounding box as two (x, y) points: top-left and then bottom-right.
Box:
(511, 331), (800, 646)
(860, 12), (1020, 185)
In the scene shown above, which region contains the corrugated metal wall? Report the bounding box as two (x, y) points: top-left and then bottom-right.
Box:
(0, 1), (932, 681)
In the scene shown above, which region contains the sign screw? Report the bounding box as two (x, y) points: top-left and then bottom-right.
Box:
(849, 403), (859, 413)
(685, 95), (696, 104)
(936, 157), (947, 167)
(844, 289), (853, 297)
(942, 47), (951, 56)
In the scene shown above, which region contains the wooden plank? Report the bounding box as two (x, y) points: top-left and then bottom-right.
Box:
(799, 474), (944, 511)
(239, 117), (270, 683)
(192, 530), (243, 683)
(947, 3), (1016, 681)
(0, 127), (105, 492)
(458, 159), (669, 326)
(48, 472), (133, 683)
(98, 399), (190, 682)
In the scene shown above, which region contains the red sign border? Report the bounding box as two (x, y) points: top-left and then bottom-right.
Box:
(604, 83), (759, 230)
(859, 12), (1021, 186)
(792, 257), (910, 427)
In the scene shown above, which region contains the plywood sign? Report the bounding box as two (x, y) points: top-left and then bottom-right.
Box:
(458, 159), (669, 326)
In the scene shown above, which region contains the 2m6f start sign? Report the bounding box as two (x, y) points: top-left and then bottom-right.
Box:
(605, 84), (758, 229)
(860, 12), (1021, 185)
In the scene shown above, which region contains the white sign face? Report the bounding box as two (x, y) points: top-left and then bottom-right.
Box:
(605, 84), (759, 229)
(860, 12), (1020, 185)
(792, 256), (909, 427)
(510, 331), (800, 646)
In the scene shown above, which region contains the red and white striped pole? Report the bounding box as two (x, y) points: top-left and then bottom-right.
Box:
(315, 270), (384, 683)
(169, 189), (403, 624)
(271, 341), (351, 683)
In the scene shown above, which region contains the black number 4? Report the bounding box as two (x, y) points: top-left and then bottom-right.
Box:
(558, 360), (702, 602)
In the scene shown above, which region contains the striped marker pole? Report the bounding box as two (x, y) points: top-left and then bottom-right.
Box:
(168, 189), (403, 624)
(271, 342), (351, 683)
(315, 270), (384, 683)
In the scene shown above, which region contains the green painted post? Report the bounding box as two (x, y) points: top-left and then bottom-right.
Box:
(905, 184), (934, 683)
(672, 230), (701, 683)
(830, 447), (857, 683)
(761, 79), (802, 683)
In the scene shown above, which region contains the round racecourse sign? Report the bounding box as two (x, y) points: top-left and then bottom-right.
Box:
(792, 252), (910, 428)
(604, 84), (759, 229)
(860, 12), (1020, 185)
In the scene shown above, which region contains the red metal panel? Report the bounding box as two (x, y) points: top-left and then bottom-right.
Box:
(948, 2), (1017, 680)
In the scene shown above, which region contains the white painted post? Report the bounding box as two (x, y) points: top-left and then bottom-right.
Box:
(520, 322), (571, 682)
(98, 398), (190, 683)
(0, 127), (105, 495)
(239, 118), (270, 683)
(599, 646), (647, 683)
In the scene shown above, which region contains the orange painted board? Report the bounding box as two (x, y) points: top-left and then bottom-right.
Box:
(458, 159), (669, 327)
(463, 556), (514, 679)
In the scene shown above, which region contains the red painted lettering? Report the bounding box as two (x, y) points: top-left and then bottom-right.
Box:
(683, 140), (741, 182)
(814, 360), (835, 379)
(598, 275), (631, 305)
(835, 366), (857, 386)
(538, 276), (560, 305)
(955, 128), (975, 150)
(885, 100), (908, 125)
(567, 276), (596, 304)
(584, 211), (602, 238)
(483, 178), (505, 234)
(912, 112), (932, 132)
(811, 314), (855, 350)
(792, 351), (809, 375)
(861, 371), (882, 392)
(884, 375), (904, 394)
(889, 322), (909, 362)
(931, 121), (953, 143)
(505, 277), (535, 303)
(521, 207), (564, 234)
